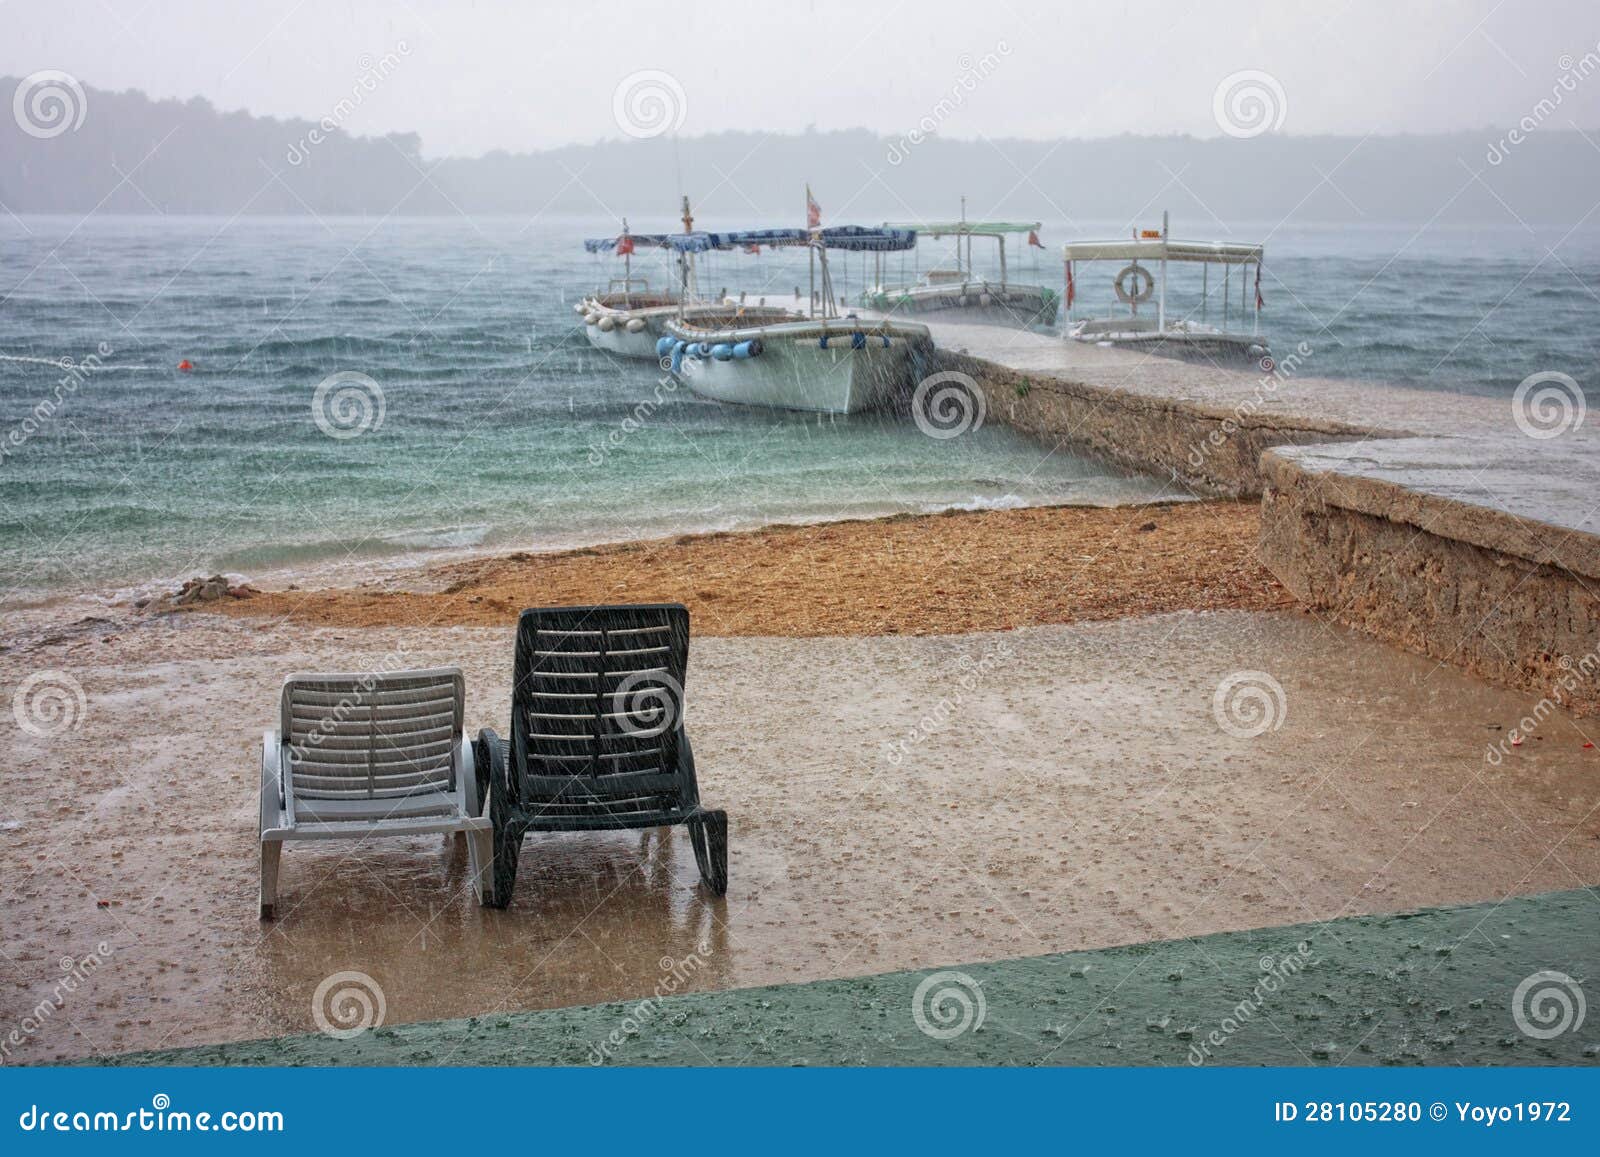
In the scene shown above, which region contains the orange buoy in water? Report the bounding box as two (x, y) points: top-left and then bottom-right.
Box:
(177, 359), (194, 372)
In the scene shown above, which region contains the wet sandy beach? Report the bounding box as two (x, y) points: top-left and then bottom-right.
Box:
(3, 608), (1597, 1063)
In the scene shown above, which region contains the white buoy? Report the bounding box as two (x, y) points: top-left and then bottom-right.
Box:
(625, 318), (646, 333)
(598, 315), (616, 332)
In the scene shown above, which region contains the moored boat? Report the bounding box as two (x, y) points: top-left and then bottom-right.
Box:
(861, 204), (1059, 327)
(661, 195), (931, 414)
(578, 201), (789, 359)
(1063, 212), (1269, 362)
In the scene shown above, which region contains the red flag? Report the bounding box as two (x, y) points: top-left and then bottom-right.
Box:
(806, 185), (821, 229)
(1065, 261), (1075, 308)
(616, 233), (635, 256)
(744, 243), (761, 254)
(1027, 229), (1043, 249)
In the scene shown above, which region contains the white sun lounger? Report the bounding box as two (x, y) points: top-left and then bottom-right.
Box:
(258, 667), (492, 918)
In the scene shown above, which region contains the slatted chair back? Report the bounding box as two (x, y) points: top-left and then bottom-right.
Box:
(281, 668), (463, 803)
(510, 605), (696, 823)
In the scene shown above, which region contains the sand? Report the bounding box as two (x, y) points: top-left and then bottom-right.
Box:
(200, 500), (1293, 633)
(3, 608), (1597, 1063)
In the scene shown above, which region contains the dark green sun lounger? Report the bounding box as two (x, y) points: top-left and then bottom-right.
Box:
(474, 603), (728, 907)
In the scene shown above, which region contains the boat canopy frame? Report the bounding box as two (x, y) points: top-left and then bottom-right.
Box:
(1062, 211), (1264, 337)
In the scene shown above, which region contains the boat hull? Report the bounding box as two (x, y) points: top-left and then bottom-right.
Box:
(666, 318), (931, 415)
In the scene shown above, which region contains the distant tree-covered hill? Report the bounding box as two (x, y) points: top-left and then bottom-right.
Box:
(1, 78), (1592, 225)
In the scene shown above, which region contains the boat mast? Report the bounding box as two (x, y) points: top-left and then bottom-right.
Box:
(1157, 210), (1168, 335)
(621, 216), (631, 302)
(678, 195), (695, 314)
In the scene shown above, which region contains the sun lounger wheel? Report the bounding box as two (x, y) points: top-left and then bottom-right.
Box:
(688, 809), (728, 895)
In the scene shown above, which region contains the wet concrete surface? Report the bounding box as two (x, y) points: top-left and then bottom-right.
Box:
(106, 886), (1600, 1066)
(3, 611), (1598, 1062)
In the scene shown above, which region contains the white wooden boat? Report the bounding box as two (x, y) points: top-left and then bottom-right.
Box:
(1062, 212), (1269, 360)
(662, 212), (931, 414)
(664, 310), (930, 414)
(861, 208), (1059, 327)
(578, 202), (790, 359)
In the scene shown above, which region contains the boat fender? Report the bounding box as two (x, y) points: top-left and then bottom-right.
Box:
(880, 334), (891, 349)
(597, 315), (616, 332)
(850, 331), (866, 350)
(698, 343), (716, 358)
(711, 343), (734, 361)
(625, 317), (646, 333)
(1114, 263), (1155, 304)
(958, 295), (969, 307)
(670, 341), (686, 374)
(656, 335), (676, 358)
(574, 302), (588, 315)
(584, 312), (600, 325)
(818, 334), (829, 350)
(979, 293), (992, 306)
(732, 340), (760, 359)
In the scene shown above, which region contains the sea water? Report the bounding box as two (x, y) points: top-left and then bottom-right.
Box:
(0, 215), (1594, 607)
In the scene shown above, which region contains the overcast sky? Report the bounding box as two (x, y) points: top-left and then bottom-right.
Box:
(5, 0), (1598, 156)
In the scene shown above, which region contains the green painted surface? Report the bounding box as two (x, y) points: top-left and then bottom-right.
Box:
(102, 889), (1598, 1067)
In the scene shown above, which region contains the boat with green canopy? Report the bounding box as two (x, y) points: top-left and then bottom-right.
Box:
(859, 202), (1059, 327)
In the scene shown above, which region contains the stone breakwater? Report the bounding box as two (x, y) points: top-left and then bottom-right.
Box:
(925, 323), (1598, 712)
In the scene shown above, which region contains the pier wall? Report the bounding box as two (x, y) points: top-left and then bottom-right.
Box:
(940, 348), (1376, 497)
(1257, 441), (1600, 717)
(935, 341), (1600, 715)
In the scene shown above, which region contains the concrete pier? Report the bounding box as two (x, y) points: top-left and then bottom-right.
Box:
(924, 319), (1599, 710)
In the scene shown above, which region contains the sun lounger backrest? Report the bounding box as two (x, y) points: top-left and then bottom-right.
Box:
(281, 668), (463, 801)
(511, 605), (692, 808)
